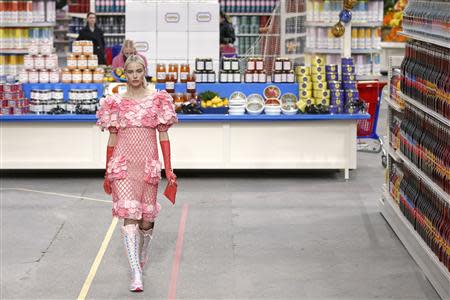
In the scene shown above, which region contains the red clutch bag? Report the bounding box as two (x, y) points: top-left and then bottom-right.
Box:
(164, 181), (177, 204)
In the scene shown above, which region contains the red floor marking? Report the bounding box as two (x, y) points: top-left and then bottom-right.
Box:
(168, 203), (189, 300)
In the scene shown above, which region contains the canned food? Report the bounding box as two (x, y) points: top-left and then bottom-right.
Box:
(297, 75), (311, 83)
(299, 82), (312, 90)
(343, 81), (357, 90)
(317, 98), (330, 106)
(312, 74), (325, 82)
(313, 82), (327, 90)
(328, 81), (342, 90)
(314, 89), (330, 99)
(342, 65), (356, 74)
(342, 73), (356, 81)
(330, 96), (343, 106)
(305, 98), (315, 105)
(311, 65), (325, 75)
(341, 57), (354, 65)
(295, 66), (310, 76)
(345, 89), (359, 101)
(326, 72), (339, 81)
(325, 65), (338, 73)
(299, 90), (312, 99)
(312, 56), (325, 66)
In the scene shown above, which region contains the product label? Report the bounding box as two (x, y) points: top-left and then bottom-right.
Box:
(62, 73), (72, 83)
(83, 45), (93, 54)
(73, 45), (82, 54)
(165, 81), (175, 90)
(39, 72), (49, 83)
(220, 72), (228, 83)
(275, 61), (283, 71)
(256, 61), (264, 71)
(157, 72), (166, 80)
(205, 61), (213, 71)
(187, 81), (196, 90)
(72, 73), (82, 83)
(223, 61), (231, 71)
(180, 72), (188, 81)
(35, 58), (45, 70)
(50, 72), (59, 83)
(77, 60), (87, 69)
(245, 73), (253, 83)
(68, 59), (77, 69)
(88, 59), (98, 69)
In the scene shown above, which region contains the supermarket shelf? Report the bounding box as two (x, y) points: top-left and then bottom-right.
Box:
(67, 12), (87, 19)
(54, 28), (68, 32)
(54, 40), (70, 44)
(379, 190), (450, 300)
(95, 12), (125, 16)
(396, 150), (450, 205)
(284, 33), (307, 38)
(0, 22), (56, 28)
(104, 33), (126, 36)
(305, 48), (381, 54)
(67, 33), (79, 39)
(285, 12), (307, 17)
(381, 42), (406, 49)
(399, 31), (449, 49)
(0, 49), (28, 54)
(237, 33), (280, 37)
(357, 74), (383, 81)
(306, 21), (382, 27)
(56, 17), (72, 21)
(284, 53), (305, 58)
(385, 144), (401, 163)
(228, 12), (276, 16)
(399, 92), (450, 127)
(383, 95), (403, 112)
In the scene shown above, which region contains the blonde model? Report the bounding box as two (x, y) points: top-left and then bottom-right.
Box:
(96, 55), (177, 292)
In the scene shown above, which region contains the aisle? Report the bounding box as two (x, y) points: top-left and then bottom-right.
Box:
(2, 149), (440, 300)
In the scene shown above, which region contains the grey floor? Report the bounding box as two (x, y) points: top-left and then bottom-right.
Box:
(0, 101), (441, 300)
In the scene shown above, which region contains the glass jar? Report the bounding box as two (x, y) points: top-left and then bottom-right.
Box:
(165, 74), (175, 93)
(82, 69), (93, 83)
(258, 71), (266, 83)
(19, 69), (28, 83)
(39, 39), (52, 56)
(88, 55), (98, 70)
(52, 89), (64, 101)
(287, 71), (295, 83)
(255, 58), (264, 71)
(231, 59), (239, 71)
(245, 70), (253, 83)
(186, 73), (196, 93)
(168, 63), (179, 82)
(83, 41), (93, 55)
(49, 69), (60, 83)
(201, 72), (208, 83)
(220, 71), (228, 83)
(205, 59), (213, 71)
(67, 54), (77, 70)
(77, 54), (88, 69)
(179, 64), (190, 83)
(62, 68), (72, 83)
(39, 70), (49, 83)
(274, 58), (283, 71)
(283, 58), (292, 71)
(72, 41), (83, 54)
(227, 72), (233, 83)
(34, 55), (45, 70)
(222, 58), (231, 71)
(29, 40), (39, 55)
(93, 68), (104, 83)
(281, 72), (287, 83)
(247, 58), (255, 71)
(156, 64), (166, 83)
(72, 69), (82, 83)
(24, 55), (34, 70)
(45, 54), (58, 70)
(195, 58), (205, 71)
(273, 71), (282, 83)
(252, 71), (259, 83)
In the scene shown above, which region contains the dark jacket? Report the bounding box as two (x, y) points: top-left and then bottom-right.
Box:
(220, 21), (236, 44)
(77, 26), (106, 65)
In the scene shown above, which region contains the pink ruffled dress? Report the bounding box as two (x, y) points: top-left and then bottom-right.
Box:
(96, 90), (177, 222)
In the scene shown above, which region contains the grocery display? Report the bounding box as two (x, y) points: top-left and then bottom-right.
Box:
(0, 82), (29, 115)
(220, 0), (280, 13)
(381, 2), (450, 298)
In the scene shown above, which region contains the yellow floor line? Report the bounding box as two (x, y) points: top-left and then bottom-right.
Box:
(77, 217), (119, 300)
(0, 188), (111, 203)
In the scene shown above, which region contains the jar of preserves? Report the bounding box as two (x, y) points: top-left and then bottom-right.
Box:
(72, 41), (83, 54)
(258, 71), (266, 83)
(165, 74), (176, 93)
(72, 69), (82, 83)
(18, 69), (28, 83)
(88, 55), (98, 70)
(24, 55), (34, 70)
(287, 71), (295, 83)
(273, 71), (282, 83)
(39, 39), (52, 55)
(77, 54), (88, 69)
(168, 63), (179, 82)
(283, 58), (292, 71)
(195, 58), (205, 71)
(83, 41), (93, 55)
(281, 71), (287, 83)
(255, 58), (264, 71)
(252, 71), (259, 83)
(52, 89), (64, 101)
(201, 72), (208, 83)
(186, 73), (196, 93)
(179, 64), (190, 83)
(67, 54), (77, 70)
(231, 59), (239, 71)
(82, 69), (93, 83)
(93, 68), (104, 83)
(274, 58), (283, 71)
(222, 58), (231, 71)
(247, 58), (255, 71)
(245, 70), (253, 83)
(62, 68), (72, 83)
(234, 72), (241, 83)
(39, 70), (49, 83)
(34, 55), (45, 70)
(227, 72), (233, 83)
(220, 71), (228, 83)
(49, 69), (60, 83)
(205, 59), (213, 71)
(156, 64), (166, 83)
(45, 54), (58, 70)
(29, 40), (39, 55)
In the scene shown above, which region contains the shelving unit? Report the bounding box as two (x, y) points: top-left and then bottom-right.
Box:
(67, 12), (87, 19)
(398, 91), (450, 127)
(0, 22), (56, 27)
(380, 8), (450, 296)
(306, 21), (382, 27)
(380, 189), (450, 300)
(0, 49), (29, 54)
(399, 31), (449, 49)
(96, 12), (125, 16)
(305, 48), (381, 54)
(280, 0), (306, 64)
(228, 12), (273, 16)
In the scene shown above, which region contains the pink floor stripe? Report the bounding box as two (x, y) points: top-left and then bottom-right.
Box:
(168, 204), (189, 300)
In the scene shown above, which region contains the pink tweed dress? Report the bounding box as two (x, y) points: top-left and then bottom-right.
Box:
(96, 91), (178, 221)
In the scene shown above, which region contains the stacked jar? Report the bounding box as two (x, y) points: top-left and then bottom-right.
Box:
(19, 39), (59, 84)
(0, 83), (29, 115)
(219, 58), (241, 83)
(63, 40), (101, 84)
(66, 89), (99, 114)
(272, 58), (295, 83)
(340, 57), (359, 114)
(244, 57), (266, 83)
(194, 58), (216, 83)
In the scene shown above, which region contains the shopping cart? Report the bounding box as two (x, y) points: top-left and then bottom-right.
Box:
(356, 80), (387, 153)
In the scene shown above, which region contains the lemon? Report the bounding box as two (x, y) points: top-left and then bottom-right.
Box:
(201, 101), (206, 108)
(207, 100), (212, 107)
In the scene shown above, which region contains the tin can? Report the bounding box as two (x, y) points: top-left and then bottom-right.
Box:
(326, 72), (339, 81)
(313, 81), (327, 90)
(295, 66), (310, 76)
(311, 65), (325, 75)
(343, 81), (357, 90)
(342, 73), (357, 81)
(314, 89), (330, 99)
(312, 56), (324, 66)
(341, 57), (354, 65)
(297, 75), (311, 83)
(345, 89), (359, 102)
(328, 81), (341, 90)
(317, 98), (330, 106)
(312, 74), (325, 82)
(299, 90), (312, 99)
(342, 64), (355, 74)
(299, 81), (312, 90)
(325, 65), (338, 73)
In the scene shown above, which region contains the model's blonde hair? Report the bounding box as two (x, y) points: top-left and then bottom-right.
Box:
(124, 54), (147, 88)
(121, 39), (136, 54)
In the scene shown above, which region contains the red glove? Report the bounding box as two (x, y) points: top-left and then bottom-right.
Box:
(160, 140), (176, 184)
(104, 146), (114, 194)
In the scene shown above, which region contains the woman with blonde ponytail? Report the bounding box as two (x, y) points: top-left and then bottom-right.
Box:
(96, 55), (178, 292)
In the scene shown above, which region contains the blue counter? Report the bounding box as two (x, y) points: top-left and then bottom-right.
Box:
(0, 113), (370, 122)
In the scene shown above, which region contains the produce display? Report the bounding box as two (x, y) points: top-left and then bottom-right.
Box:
(199, 90), (228, 113)
(112, 67), (127, 82)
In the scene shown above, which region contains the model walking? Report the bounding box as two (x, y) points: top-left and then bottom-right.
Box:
(96, 55), (177, 292)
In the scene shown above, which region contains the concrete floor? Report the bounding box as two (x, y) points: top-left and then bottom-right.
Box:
(0, 102), (441, 300)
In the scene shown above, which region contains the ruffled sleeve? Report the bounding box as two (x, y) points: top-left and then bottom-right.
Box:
(96, 95), (120, 131)
(153, 90), (178, 132)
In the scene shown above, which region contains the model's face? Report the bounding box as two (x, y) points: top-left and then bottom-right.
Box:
(88, 15), (96, 27)
(125, 62), (145, 88)
(122, 47), (135, 58)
